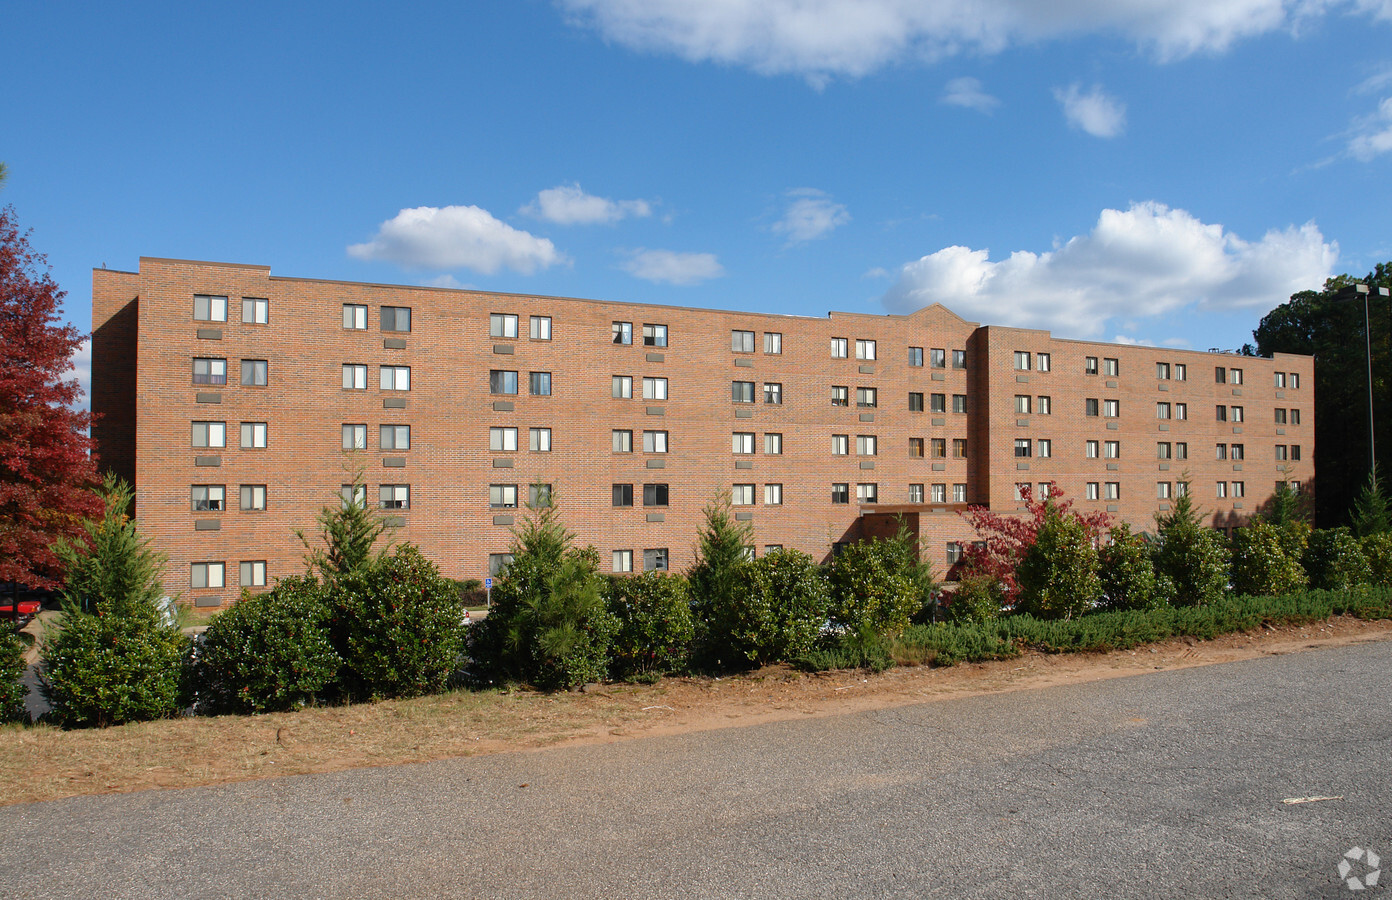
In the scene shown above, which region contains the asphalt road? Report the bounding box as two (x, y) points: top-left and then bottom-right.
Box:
(1, 640), (1388, 899)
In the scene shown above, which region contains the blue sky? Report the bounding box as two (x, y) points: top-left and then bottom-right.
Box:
(4, 1), (1391, 399)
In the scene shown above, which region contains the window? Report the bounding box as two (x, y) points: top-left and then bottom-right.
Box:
(1103, 399), (1119, 418)
(831, 385), (849, 407)
(856, 483), (878, 504)
(380, 366), (411, 391)
(732, 484), (755, 505)
(1085, 356), (1099, 375)
(1157, 402), (1171, 419)
(909, 438), (924, 458)
(731, 381), (755, 403)
(764, 433), (783, 455)
(200, 415), (242, 462)
(341, 483), (366, 509)
(381, 307), (411, 333)
(1215, 366), (1226, 384)
(1232, 481), (1245, 498)
(1216, 481), (1228, 498)
(909, 483), (925, 503)
(491, 370), (519, 394)
(1216, 443), (1228, 460)
(763, 332), (781, 354)
(951, 349), (966, 369)
(831, 483), (849, 504)
(1037, 396), (1052, 415)
(856, 387), (877, 408)
(380, 484), (410, 509)
(1292, 444), (1302, 461)
(1014, 351), (1031, 370)
(855, 339), (876, 361)
(487, 484), (516, 509)
(612, 321), (633, 345)
(643, 430), (669, 453)
(240, 481), (267, 511)
(342, 424), (367, 450)
(764, 382), (782, 405)
(529, 483), (552, 508)
(1156, 362), (1170, 380)
(194, 295), (228, 322)
(1013, 483), (1029, 502)
(240, 359), (267, 387)
(909, 392), (924, 412)
(1275, 445), (1289, 461)
(908, 347), (924, 367)
(1104, 482), (1120, 500)
(1229, 368), (1243, 385)
(830, 337), (848, 358)
(1176, 403), (1188, 420)
(1158, 482), (1172, 499)
(1175, 364), (1187, 381)
(953, 394), (968, 414)
(192, 358), (227, 385)
(1176, 442), (1188, 460)
(1014, 438), (1032, 458)
(946, 542), (963, 564)
(489, 427), (517, 451)
(1086, 440), (1099, 459)
(612, 484), (634, 506)
(1103, 358), (1119, 377)
(529, 427), (551, 452)
(1231, 443), (1245, 460)
(1274, 408), (1287, 424)
(644, 323), (668, 347)
(643, 483), (669, 507)
(1104, 441), (1120, 459)
(731, 330), (755, 353)
(342, 364), (368, 390)
(1157, 442), (1172, 460)
(856, 435), (877, 456)
(832, 434), (849, 455)
(1037, 439), (1052, 458)
(1086, 398), (1099, 417)
(612, 429), (632, 453)
(612, 550), (633, 574)
(931, 438), (947, 459)
(1086, 482), (1100, 500)
(529, 371), (552, 396)
(732, 432), (755, 454)
(1231, 406), (1244, 423)
(953, 483), (967, 503)
(489, 313), (518, 339)
(1015, 395), (1031, 415)
(489, 554), (514, 577)
(930, 484), (947, 503)
(1291, 373), (1300, 389)
(530, 315), (552, 340)
(1291, 409), (1301, 425)
(240, 422), (267, 449)
(191, 561), (225, 590)
(764, 483), (783, 505)
(643, 549), (669, 572)
(951, 438), (967, 459)
(238, 297), (268, 325)
(343, 304), (367, 330)
(611, 375), (632, 399)
(190, 485), (225, 512)
(239, 561), (267, 588)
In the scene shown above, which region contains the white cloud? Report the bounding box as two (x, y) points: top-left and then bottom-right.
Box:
(1111, 334), (1155, 346)
(69, 338), (91, 410)
(558, 0), (1373, 83)
(1055, 83), (1126, 138)
(942, 76), (999, 112)
(620, 249), (725, 285)
(348, 206), (564, 275)
(863, 266), (891, 279)
(1348, 96), (1392, 161)
(422, 274), (479, 290)
(882, 201), (1337, 338)
(772, 188), (850, 245)
(521, 183), (653, 225)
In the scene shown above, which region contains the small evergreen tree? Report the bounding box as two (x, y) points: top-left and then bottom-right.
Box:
(1258, 482), (1308, 528)
(826, 529), (924, 636)
(297, 469), (392, 584)
(0, 630), (27, 724)
(709, 549), (830, 666)
(1098, 523), (1160, 611)
(689, 493), (755, 659)
(1229, 521), (1307, 596)
(1363, 533), (1392, 588)
(943, 573), (1005, 624)
(1351, 464), (1391, 537)
(1302, 527), (1372, 591)
(1015, 503), (1101, 620)
(1152, 489), (1229, 607)
(606, 572), (695, 679)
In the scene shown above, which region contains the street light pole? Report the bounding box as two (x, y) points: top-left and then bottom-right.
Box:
(1339, 283), (1388, 478)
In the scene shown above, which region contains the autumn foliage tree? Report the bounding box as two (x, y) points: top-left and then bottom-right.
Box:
(0, 206), (101, 591)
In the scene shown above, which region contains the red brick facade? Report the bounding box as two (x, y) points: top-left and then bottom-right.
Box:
(91, 258), (1315, 606)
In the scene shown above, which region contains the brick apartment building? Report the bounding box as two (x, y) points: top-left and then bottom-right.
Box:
(91, 258), (1315, 607)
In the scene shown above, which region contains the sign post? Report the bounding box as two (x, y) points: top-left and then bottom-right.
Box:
(485, 576), (492, 608)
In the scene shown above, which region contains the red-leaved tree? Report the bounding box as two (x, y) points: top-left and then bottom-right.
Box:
(959, 483), (1114, 602)
(0, 206), (102, 593)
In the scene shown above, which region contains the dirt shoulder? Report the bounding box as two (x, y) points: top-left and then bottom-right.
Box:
(3, 615), (1389, 807)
